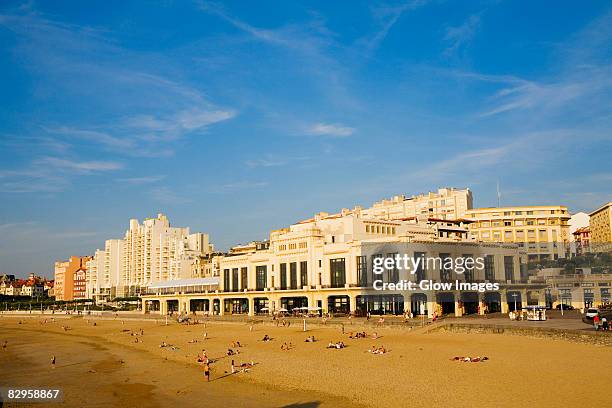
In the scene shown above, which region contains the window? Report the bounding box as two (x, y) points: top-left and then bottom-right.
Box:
(256, 266), (267, 291)
(526, 211), (533, 215)
(357, 256), (367, 287)
(290, 262), (297, 289)
(414, 252), (426, 281)
(300, 261), (307, 287)
(504, 256), (514, 282)
(241, 267), (248, 290)
(504, 221), (512, 226)
(330, 258), (346, 288)
(440, 253), (452, 282)
(386, 253), (399, 283)
(504, 211), (511, 216)
(223, 269), (230, 292)
(280, 263), (287, 290)
(484, 255), (495, 281)
(232, 268), (239, 292)
(463, 254), (474, 282)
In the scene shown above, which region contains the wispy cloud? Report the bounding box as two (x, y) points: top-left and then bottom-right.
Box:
(245, 157), (288, 168)
(0, 9), (237, 161)
(116, 175), (166, 184)
(125, 108), (235, 141)
(308, 122), (354, 137)
(0, 156), (123, 193)
(148, 186), (193, 204)
(358, 0), (428, 56)
(215, 180), (270, 192)
(37, 157), (123, 173)
(443, 14), (481, 57)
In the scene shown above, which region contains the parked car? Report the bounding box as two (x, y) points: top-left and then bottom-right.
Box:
(585, 308), (599, 319)
(555, 304), (574, 310)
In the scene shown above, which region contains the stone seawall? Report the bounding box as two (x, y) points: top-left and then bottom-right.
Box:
(428, 322), (612, 346)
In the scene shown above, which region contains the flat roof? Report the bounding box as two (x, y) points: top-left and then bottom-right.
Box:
(148, 277), (219, 289)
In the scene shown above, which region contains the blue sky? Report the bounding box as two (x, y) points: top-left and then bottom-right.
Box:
(1, 0), (611, 277)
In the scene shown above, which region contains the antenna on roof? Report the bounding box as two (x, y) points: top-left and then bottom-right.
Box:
(496, 180), (501, 208)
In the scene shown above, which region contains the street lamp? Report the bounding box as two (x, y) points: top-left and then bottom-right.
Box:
(511, 293), (518, 313)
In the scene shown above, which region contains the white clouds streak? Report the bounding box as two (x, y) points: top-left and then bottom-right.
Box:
(308, 122), (354, 137)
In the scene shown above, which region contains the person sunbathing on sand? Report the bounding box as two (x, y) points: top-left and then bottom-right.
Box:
(262, 334), (271, 342)
(327, 341), (345, 349)
(450, 356), (489, 362)
(304, 335), (316, 342)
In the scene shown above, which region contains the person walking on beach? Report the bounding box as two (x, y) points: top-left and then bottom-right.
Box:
(204, 362), (210, 382)
(51, 355), (56, 369)
(593, 314), (600, 331)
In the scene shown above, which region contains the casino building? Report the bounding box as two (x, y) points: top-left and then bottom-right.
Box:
(141, 209), (546, 318)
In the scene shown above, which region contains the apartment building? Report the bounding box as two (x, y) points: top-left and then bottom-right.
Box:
(121, 213), (213, 296)
(572, 227), (591, 255)
(86, 249), (105, 301)
(589, 202), (612, 252)
(53, 256), (91, 301)
(361, 187), (473, 220)
(73, 267), (87, 300)
(464, 206), (571, 261)
(143, 211), (541, 318)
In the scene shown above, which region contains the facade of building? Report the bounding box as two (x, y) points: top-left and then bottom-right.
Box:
(143, 212), (543, 318)
(121, 213), (212, 296)
(589, 202), (612, 252)
(73, 268), (87, 300)
(361, 187), (473, 221)
(21, 282), (44, 297)
(86, 249), (105, 301)
(572, 227), (591, 255)
(54, 256), (91, 301)
(464, 206), (571, 261)
(530, 268), (611, 309)
(83, 214), (213, 302)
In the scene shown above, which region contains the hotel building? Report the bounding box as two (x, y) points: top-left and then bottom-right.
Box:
(85, 214), (213, 302)
(589, 202), (612, 252)
(361, 187), (473, 220)
(464, 206), (571, 261)
(142, 211), (544, 318)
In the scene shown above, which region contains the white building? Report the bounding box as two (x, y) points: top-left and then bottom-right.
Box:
(143, 210), (540, 317)
(361, 187), (473, 221)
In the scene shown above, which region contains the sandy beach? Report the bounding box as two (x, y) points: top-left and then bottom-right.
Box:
(1, 315), (610, 407)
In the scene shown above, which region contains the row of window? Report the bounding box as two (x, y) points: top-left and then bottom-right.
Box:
(474, 219), (561, 228)
(470, 209), (567, 217)
(224, 262), (309, 292)
(365, 224), (397, 235)
(222, 254), (516, 291)
(277, 242), (308, 251)
(478, 229), (558, 240)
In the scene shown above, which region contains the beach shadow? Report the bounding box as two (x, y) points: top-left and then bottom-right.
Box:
(281, 402), (321, 408)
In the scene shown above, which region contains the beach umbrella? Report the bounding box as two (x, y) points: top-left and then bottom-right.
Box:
(260, 307), (269, 311)
(278, 308), (288, 312)
(308, 306), (322, 311)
